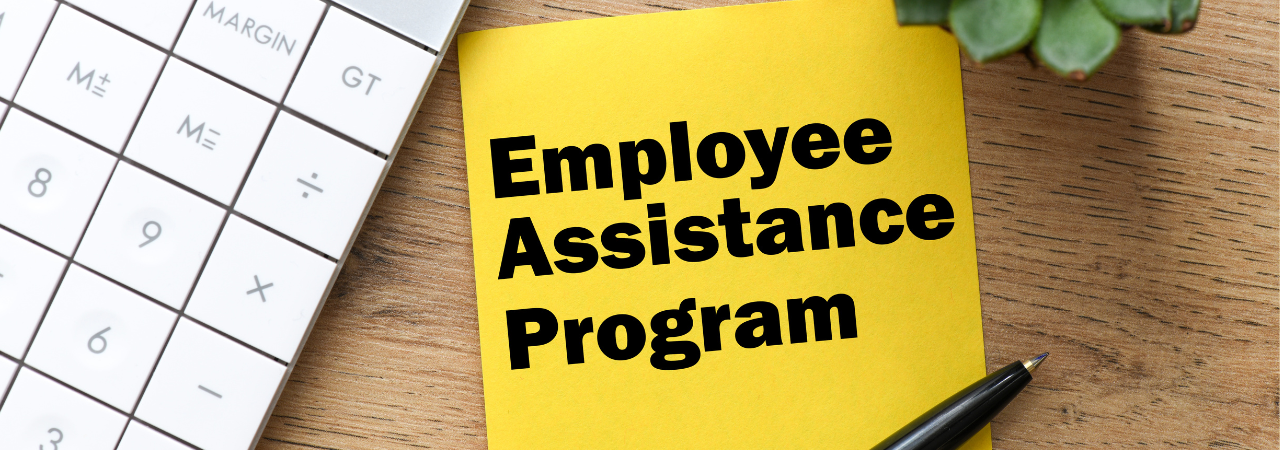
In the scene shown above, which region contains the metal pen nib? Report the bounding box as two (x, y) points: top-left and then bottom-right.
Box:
(1022, 353), (1048, 373)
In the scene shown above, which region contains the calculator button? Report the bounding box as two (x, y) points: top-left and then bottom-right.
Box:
(0, 368), (128, 450)
(234, 112), (384, 257)
(65, 0), (196, 48)
(0, 228), (67, 359)
(0, 357), (15, 398)
(15, 7), (167, 152)
(25, 266), (177, 411)
(0, 110), (117, 256)
(187, 216), (336, 361)
(136, 319), (286, 450)
(0, 0), (57, 100)
(333, 0), (466, 51)
(285, 8), (435, 154)
(118, 421), (195, 450)
(75, 163), (226, 309)
(174, 0), (325, 101)
(125, 60), (275, 205)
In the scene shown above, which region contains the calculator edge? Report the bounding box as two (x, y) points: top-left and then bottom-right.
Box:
(249, 2), (474, 448)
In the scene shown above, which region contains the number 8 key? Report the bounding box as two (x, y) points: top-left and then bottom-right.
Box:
(0, 111), (116, 257)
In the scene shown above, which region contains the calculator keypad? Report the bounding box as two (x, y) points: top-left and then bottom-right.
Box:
(136, 319), (286, 450)
(186, 216), (336, 361)
(0, 228), (67, 359)
(25, 266), (178, 411)
(118, 420), (197, 450)
(0, 357), (16, 398)
(65, 0), (196, 48)
(125, 59), (275, 205)
(175, 0), (325, 100)
(0, 0), (58, 100)
(0, 0), (445, 447)
(75, 163), (226, 309)
(285, 8), (436, 153)
(0, 369), (128, 450)
(17, 7), (166, 151)
(235, 112), (385, 257)
(0, 110), (117, 256)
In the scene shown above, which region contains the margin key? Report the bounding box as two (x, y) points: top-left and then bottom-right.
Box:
(174, 0), (325, 101)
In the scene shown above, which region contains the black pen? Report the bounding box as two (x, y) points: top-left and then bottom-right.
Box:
(871, 353), (1048, 450)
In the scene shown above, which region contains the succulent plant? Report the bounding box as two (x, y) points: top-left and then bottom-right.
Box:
(896, 0), (1200, 80)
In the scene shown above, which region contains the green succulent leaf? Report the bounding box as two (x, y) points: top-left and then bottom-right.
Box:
(1092, 0), (1171, 26)
(949, 0), (1042, 63)
(896, 0), (953, 25)
(1034, 0), (1121, 80)
(1170, 0), (1200, 32)
(1145, 0), (1200, 33)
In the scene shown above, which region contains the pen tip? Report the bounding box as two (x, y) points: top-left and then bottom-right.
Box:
(1023, 353), (1048, 374)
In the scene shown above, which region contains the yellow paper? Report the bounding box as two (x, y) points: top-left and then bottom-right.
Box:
(460, 1), (988, 448)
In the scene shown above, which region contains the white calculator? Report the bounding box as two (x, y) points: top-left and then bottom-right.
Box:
(0, 0), (467, 448)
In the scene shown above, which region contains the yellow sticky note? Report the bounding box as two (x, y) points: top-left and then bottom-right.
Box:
(460, 1), (987, 448)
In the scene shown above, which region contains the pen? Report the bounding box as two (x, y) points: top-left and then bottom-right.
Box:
(871, 353), (1048, 450)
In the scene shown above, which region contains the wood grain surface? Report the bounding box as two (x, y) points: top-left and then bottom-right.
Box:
(258, 1), (1279, 448)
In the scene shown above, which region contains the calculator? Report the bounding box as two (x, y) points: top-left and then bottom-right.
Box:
(0, 0), (467, 448)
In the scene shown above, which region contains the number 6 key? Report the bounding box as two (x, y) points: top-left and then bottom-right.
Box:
(24, 266), (177, 412)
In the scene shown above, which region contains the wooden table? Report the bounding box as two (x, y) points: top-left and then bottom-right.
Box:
(259, 1), (1279, 448)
